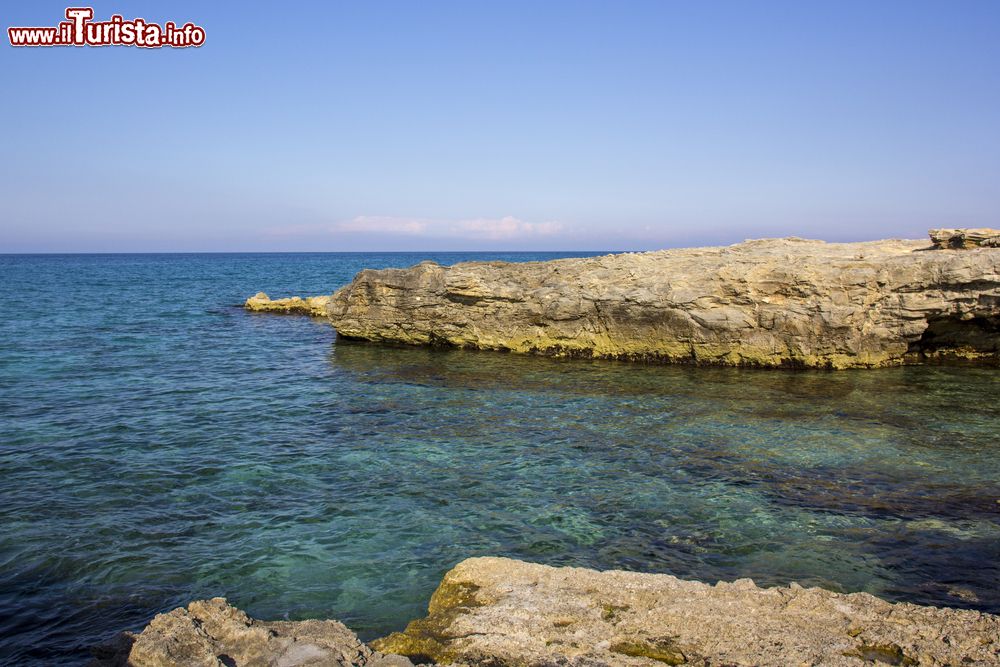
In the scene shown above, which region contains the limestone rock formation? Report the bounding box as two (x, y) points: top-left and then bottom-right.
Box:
(324, 235), (1000, 368)
(929, 228), (1000, 249)
(93, 560), (1000, 667)
(245, 292), (331, 317)
(374, 557), (1000, 666)
(89, 597), (413, 667)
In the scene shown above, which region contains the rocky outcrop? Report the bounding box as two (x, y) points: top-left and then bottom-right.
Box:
(323, 234), (1000, 368)
(99, 559), (1000, 666)
(374, 557), (1000, 666)
(245, 292), (331, 317)
(89, 597), (414, 667)
(930, 228), (1000, 249)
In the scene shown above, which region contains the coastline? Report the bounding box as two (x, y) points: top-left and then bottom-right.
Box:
(13, 3), (1000, 663)
(84, 232), (1000, 665)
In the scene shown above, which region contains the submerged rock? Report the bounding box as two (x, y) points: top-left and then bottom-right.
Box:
(322, 234), (1000, 368)
(245, 292), (331, 317)
(375, 557), (1000, 666)
(89, 597), (413, 667)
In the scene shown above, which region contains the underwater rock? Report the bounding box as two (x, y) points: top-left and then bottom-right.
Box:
(245, 292), (331, 317)
(321, 235), (1000, 369)
(89, 597), (413, 667)
(374, 556), (1000, 666)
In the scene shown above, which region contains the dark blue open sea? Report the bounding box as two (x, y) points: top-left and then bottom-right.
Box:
(1, 252), (998, 664)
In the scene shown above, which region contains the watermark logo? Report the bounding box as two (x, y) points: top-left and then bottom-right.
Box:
(8, 7), (205, 48)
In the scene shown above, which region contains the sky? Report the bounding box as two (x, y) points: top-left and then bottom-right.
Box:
(2, 1), (998, 252)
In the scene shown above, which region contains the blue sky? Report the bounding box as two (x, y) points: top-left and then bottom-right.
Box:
(2, 1), (998, 252)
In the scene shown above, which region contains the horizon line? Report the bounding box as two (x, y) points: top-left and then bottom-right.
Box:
(0, 249), (627, 256)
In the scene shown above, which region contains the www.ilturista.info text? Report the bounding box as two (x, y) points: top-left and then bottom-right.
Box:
(8, 8), (205, 48)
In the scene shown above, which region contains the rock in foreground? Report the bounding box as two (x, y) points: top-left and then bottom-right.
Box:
(90, 598), (412, 667)
(325, 235), (1000, 368)
(92, 559), (1000, 666)
(374, 557), (1000, 666)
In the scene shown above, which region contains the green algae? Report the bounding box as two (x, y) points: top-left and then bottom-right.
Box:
(844, 643), (917, 666)
(610, 638), (687, 665)
(601, 603), (630, 622)
(371, 580), (485, 663)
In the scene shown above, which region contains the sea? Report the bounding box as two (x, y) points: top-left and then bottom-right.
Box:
(1, 252), (998, 664)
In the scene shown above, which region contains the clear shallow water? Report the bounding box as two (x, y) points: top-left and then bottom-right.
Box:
(1, 253), (999, 665)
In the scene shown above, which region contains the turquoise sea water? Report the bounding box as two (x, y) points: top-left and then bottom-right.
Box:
(1, 253), (998, 665)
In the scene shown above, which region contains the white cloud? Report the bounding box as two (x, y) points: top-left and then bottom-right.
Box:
(335, 215), (431, 235)
(450, 216), (564, 240)
(335, 215), (564, 239)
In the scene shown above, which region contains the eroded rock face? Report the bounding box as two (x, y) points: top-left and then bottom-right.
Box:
(89, 598), (413, 667)
(245, 292), (331, 317)
(374, 557), (1000, 666)
(930, 228), (1000, 249)
(325, 236), (1000, 368)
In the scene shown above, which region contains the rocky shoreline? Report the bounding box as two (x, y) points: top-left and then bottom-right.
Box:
(246, 230), (1000, 369)
(219, 233), (1000, 665)
(93, 557), (1000, 666)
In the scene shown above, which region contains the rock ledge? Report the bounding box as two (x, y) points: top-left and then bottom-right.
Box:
(95, 558), (999, 666)
(322, 234), (1000, 369)
(245, 292), (331, 317)
(379, 557), (999, 666)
